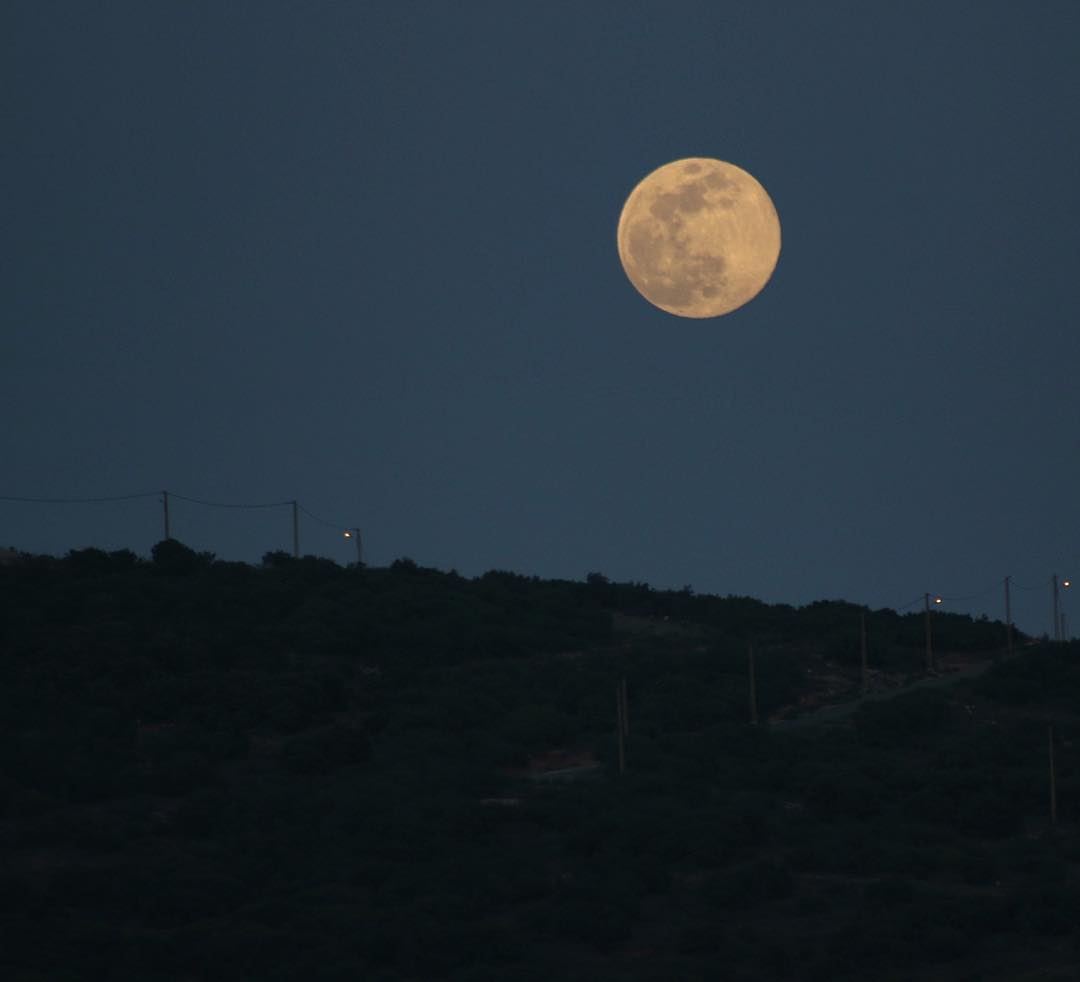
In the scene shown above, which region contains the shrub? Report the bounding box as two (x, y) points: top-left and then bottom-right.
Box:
(151, 539), (213, 575)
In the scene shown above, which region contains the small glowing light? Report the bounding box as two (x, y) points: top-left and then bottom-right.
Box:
(934, 597), (943, 605)
(343, 530), (352, 539)
(1065, 580), (1072, 588)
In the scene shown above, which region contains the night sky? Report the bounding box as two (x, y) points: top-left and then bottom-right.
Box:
(4, 1), (1078, 636)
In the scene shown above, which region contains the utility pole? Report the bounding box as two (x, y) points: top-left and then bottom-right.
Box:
(1049, 724), (1058, 827)
(748, 641), (758, 725)
(1004, 576), (1013, 661)
(343, 528), (363, 565)
(162, 490), (170, 540)
(1052, 574), (1060, 642)
(618, 677), (629, 739)
(924, 593), (934, 674)
(291, 501), (299, 558)
(860, 612), (869, 695)
(615, 680), (627, 774)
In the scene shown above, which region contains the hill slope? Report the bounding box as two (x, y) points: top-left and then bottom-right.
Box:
(2, 543), (1077, 980)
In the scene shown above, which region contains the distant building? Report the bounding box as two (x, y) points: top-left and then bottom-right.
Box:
(0, 547), (21, 565)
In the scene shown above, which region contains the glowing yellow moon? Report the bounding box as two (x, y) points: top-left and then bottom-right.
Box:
(617, 157), (781, 318)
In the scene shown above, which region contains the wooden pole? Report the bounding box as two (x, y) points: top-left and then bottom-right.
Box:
(860, 612), (869, 695)
(1049, 724), (1058, 827)
(619, 677), (629, 737)
(924, 593), (934, 674)
(748, 642), (758, 726)
(616, 682), (626, 774)
(1052, 574), (1060, 642)
(1004, 575), (1013, 661)
(292, 500), (299, 558)
(162, 490), (170, 540)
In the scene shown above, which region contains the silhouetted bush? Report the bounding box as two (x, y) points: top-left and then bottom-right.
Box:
(151, 538), (214, 574)
(65, 546), (140, 573)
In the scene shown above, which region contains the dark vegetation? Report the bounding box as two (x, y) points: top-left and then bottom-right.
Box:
(2, 542), (1079, 980)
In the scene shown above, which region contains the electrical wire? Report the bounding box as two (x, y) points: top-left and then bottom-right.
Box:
(297, 503), (348, 531)
(3, 488), (352, 529)
(894, 595), (925, 612)
(167, 492), (294, 510)
(0, 491), (159, 504)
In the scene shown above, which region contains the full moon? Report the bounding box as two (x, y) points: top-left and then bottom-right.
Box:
(617, 157), (781, 318)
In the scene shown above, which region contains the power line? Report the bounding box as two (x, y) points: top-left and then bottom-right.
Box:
(894, 595), (925, 612)
(2, 488), (357, 561)
(167, 492), (294, 510)
(0, 491), (159, 504)
(296, 503), (347, 531)
(3, 489), (316, 513)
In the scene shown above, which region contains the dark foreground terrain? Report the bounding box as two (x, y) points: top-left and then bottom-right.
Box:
(2, 541), (1079, 980)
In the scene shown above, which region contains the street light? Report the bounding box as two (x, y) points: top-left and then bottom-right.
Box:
(343, 528), (362, 565)
(924, 593), (942, 673)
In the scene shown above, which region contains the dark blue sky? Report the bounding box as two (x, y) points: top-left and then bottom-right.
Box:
(4, 1), (1078, 635)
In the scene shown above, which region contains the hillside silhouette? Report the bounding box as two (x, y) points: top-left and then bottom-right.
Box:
(3, 541), (1079, 980)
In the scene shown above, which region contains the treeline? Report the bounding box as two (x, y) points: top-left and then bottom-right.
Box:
(585, 572), (1012, 660)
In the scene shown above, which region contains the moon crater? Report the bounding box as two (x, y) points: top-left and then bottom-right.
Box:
(617, 158), (781, 318)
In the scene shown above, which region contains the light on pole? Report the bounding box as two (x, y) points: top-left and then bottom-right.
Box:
(1052, 574), (1061, 642)
(924, 593), (943, 672)
(343, 528), (362, 566)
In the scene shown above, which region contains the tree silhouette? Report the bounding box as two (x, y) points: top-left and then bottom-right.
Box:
(151, 538), (213, 574)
